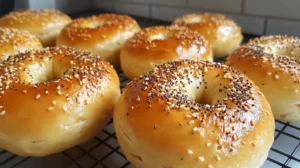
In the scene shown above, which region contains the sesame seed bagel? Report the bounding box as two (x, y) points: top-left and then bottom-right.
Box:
(227, 35), (300, 122)
(0, 9), (72, 47)
(120, 26), (213, 80)
(172, 13), (243, 57)
(0, 28), (42, 62)
(0, 47), (120, 156)
(57, 13), (141, 65)
(114, 60), (274, 168)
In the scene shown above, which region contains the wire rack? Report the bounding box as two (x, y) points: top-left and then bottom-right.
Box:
(0, 10), (299, 168)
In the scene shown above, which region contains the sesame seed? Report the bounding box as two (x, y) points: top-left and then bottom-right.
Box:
(52, 101), (56, 105)
(189, 120), (195, 125)
(198, 156), (205, 162)
(0, 111), (5, 115)
(63, 106), (68, 112)
(208, 164), (214, 168)
(191, 113), (198, 117)
(232, 126), (236, 131)
(137, 96), (140, 102)
(232, 135), (237, 141)
(215, 108), (222, 112)
(275, 74), (279, 79)
(188, 149), (193, 155)
(216, 154), (221, 161)
(186, 114), (191, 118)
(36, 94), (41, 99)
(45, 90), (49, 95)
(76, 97), (82, 103)
(23, 90), (27, 94)
(57, 90), (62, 95)
(0, 106), (3, 109)
(193, 127), (198, 132)
(48, 107), (54, 111)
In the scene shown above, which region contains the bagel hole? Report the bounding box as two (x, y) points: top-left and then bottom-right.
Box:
(150, 32), (172, 41)
(90, 21), (105, 28)
(20, 57), (65, 84)
(194, 94), (212, 105)
(184, 17), (202, 24)
(187, 76), (227, 106)
(82, 20), (105, 28)
(191, 85), (217, 105)
(264, 45), (300, 59)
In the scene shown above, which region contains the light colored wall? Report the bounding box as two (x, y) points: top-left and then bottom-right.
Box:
(55, 0), (92, 13)
(14, 0), (92, 13)
(93, 0), (300, 36)
(13, 0), (300, 36)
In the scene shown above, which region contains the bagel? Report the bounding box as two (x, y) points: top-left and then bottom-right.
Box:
(0, 9), (72, 47)
(227, 35), (300, 122)
(57, 13), (141, 65)
(120, 26), (213, 80)
(172, 13), (243, 57)
(114, 60), (274, 168)
(0, 47), (120, 156)
(0, 28), (42, 62)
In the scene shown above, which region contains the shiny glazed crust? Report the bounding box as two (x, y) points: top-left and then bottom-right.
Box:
(114, 60), (274, 168)
(120, 26), (213, 80)
(227, 35), (300, 122)
(0, 47), (120, 156)
(172, 13), (243, 57)
(0, 28), (42, 61)
(57, 13), (141, 65)
(0, 9), (72, 47)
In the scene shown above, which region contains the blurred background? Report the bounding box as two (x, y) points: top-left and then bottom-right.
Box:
(1, 0), (300, 36)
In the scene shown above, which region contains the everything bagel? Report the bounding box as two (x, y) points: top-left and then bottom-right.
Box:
(120, 26), (212, 79)
(227, 35), (300, 122)
(57, 13), (141, 65)
(0, 47), (120, 156)
(172, 13), (243, 57)
(0, 9), (72, 47)
(114, 60), (274, 168)
(0, 28), (42, 61)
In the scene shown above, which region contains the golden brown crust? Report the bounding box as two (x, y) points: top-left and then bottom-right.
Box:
(120, 26), (213, 80)
(114, 60), (274, 168)
(57, 13), (141, 65)
(0, 28), (42, 61)
(0, 47), (120, 156)
(227, 35), (300, 122)
(172, 13), (243, 57)
(0, 9), (72, 47)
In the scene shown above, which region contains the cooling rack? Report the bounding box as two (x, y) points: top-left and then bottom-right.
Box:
(0, 9), (299, 168)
